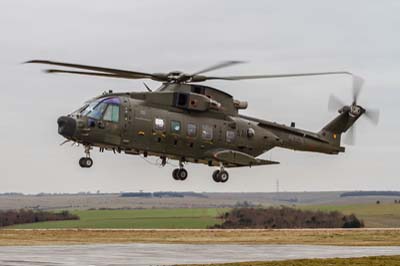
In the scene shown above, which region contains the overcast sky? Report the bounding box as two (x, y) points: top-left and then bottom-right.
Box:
(1, 0), (399, 193)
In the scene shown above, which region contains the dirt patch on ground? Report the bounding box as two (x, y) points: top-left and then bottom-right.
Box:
(1, 228), (400, 246)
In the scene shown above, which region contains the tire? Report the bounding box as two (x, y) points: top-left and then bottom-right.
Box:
(212, 170), (221, 182)
(178, 169), (188, 181)
(79, 157), (86, 168)
(172, 168), (180, 180)
(219, 170), (229, 183)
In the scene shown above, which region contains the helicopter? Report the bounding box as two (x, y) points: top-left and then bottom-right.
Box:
(26, 60), (379, 183)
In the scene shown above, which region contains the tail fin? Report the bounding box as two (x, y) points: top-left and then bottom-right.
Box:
(319, 107), (363, 146)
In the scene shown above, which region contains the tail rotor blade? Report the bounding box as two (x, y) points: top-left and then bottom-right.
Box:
(328, 94), (345, 112)
(344, 126), (356, 145)
(352, 75), (364, 104)
(364, 108), (380, 125)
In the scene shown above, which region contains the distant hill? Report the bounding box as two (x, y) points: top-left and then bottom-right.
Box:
(120, 191), (207, 198)
(2, 191), (400, 211)
(340, 191), (400, 197)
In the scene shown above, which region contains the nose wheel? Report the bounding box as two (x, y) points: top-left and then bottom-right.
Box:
(79, 145), (93, 168)
(79, 157), (93, 168)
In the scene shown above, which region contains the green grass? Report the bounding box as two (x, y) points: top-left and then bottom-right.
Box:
(8, 208), (226, 229)
(7, 203), (400, 229)
(177, 256), (400, 266)
(301, 203), (400, 228)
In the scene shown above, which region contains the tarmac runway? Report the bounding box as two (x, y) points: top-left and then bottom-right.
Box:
(1, 243), (400, 266)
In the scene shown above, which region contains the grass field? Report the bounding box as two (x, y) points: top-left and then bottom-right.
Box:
(8, 208), (226, 229)
(177, 256), (400, 266)
(302, 203), (400, 228)
(6, 203), (400, 229)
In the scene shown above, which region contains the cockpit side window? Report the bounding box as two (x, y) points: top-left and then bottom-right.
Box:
(88, 102), (108, 120)
(81, 97), (121, 120)
(103, 105), (120, 122)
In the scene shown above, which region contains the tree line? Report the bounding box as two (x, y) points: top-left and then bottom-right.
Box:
(211, 206), (364, 229)
(0, 209), (79, 227)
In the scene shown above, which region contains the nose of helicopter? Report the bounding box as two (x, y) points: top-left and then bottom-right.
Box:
(57, 116), (76, 138)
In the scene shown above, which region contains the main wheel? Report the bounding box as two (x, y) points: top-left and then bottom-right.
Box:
(172, 168), (180, 180)
(218, 170), (229, 183)
(177, 169), (188, 181)
(212, 170), (221, 182)
(79, 157), (86, 168)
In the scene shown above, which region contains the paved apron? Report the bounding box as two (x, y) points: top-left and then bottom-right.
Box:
(1, 243), (400, 266)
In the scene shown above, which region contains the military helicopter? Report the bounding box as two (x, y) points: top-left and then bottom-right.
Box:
(27, 60), (379, 183)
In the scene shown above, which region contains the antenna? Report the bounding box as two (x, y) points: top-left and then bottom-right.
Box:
(276, 179), (280, 194)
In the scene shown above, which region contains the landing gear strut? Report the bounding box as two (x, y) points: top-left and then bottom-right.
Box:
(79, 146), (93, 168)
(172, 161), (188, 181)
(212, 164), (229, 183)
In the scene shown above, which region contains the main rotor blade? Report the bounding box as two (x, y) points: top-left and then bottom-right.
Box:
(344, 126), (356, 145)
(26, 60), (154, 79)
(45, 69), (147, 79)
(191, 61), (245, 76)
(328, 94), (345, 112)
(205, 71), (353, 81)
(364, 108), (380, 125)
(352, 75), (364, 104)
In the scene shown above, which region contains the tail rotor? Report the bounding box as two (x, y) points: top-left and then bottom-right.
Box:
(328, 75), (380, 145)
(364, 108), (380, 126)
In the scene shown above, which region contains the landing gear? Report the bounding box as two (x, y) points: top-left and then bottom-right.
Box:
(172, 168), (188, 180)
(79, 145), (93, 168)
(79, 157), (93, 168)
(172, 161), (188, 181)
(212, 170), (220, 182)
(212, 165), (229, 183)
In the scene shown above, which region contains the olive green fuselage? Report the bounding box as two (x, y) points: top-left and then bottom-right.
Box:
(69, 90), (348, 168)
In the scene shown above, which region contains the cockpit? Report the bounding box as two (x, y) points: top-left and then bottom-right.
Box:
(77, 97), (120, 123)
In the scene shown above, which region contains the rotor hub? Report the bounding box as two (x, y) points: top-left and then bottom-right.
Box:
(350, 105), (364, 117)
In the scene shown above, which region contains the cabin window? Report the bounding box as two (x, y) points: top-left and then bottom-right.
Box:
(103, 105), (120, 122)
(171, 120), (181, 133)
(187, 123), (197, 137)
(201, 124), (213, 141)
(226, 130), (236, 143)
(154, 118), (165, 131)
